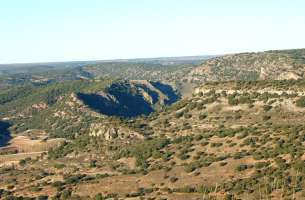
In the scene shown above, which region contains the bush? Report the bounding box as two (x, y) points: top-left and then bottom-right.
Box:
(60, 189), (72, 199)
(19, 159), (26, 166)
(175, 111), (184, 118)
(184, 162), (201, 173)
(95, 193), (104, 200)
(263, 115), (271, 121)
(37, 196), (49, 200)
(178, 153), (190, 160)
(263, 105), (272, 111)
(29, 186), (42, 192)
(89, 160), (97, 168)
(296, 96), (305, 107)
(54, 163), (65, 169)
(194, 134), (203, 141)
(169, 176), (178, 183)
(228, 96), (238, 105)
(236, 164), (248, 171)
(199, 114), (207, 120)
(224, 193), (234, 200)
(254, 161), (270, 169)
(210, 142), (223, 147)
(64, 174), (86, 184)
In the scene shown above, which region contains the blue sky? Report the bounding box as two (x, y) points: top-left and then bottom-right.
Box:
(0, 0), (305, 64)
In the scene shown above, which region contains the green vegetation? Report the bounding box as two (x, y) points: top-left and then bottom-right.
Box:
(115, 137), (170, 169)
(2, 49), (305, 199)
(296, 96), (305, 107)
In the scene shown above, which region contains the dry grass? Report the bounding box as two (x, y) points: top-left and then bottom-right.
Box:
(8, 136), (64, 153)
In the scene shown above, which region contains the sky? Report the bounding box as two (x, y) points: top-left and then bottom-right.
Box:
(0, 0), (305, 64)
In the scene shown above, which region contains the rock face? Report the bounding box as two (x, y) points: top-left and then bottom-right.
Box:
(89, 123), (143, 141)
(77, 80), (180, 117)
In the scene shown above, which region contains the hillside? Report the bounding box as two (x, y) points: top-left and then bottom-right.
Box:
(1, 79), (305, 199)
(188, 49), (305, 84)
(0, 57), (207, 90)
(1, 49), (305, 93)
(0, 79), (178, 141)
(78, 80), (179, 117)
(1, 49), (305, 199)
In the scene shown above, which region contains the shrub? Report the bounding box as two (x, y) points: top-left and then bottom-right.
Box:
(254, 161), (270, 169)
(178, 153), (190, 160)
(54, 163), (65, 169)
(199, 114), (207, 120)
(169, 176), (178, 183)
(89, 160), (97, 168)
(95, 193), (104, 200)
(60, 189), (72, 199)
(210, 142), (223, 147)
(37, 196), (49, 200)
(19, 159), (26, 166)
(224, 193), (234, 200)
(248, 104), (254, 108)
(263, 115), (271, 121)
(228, 97), (239, 105)
(64, 174), (86, 184)
(194, 171), (200, 176)
(201, 141), (209, 146)
(236, 164), (248, 171)
(172, 186), (195, 193)
(196, 103), (205, 110)
(296, 96), (305, 107)
(29, 185), (41, 192)
(263, 105), (272, 111)
(175, 111), (184, 118)
(194, 134), (203, 141)
(184, 162), (202, 173)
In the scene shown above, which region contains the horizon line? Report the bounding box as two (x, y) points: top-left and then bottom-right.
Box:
(0, 47), (304, 66)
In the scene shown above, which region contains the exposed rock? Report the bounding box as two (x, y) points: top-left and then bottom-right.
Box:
(89, 123), (143, 141)
(32, 103), (48, 110)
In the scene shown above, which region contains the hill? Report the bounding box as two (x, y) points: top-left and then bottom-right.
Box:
(0, 79), (179, 139)
(1, 49), (305, 93)
(0, 56), (208, 90)
(188, 49), (305, 84)
(1, 79), (305, 199)
(1, 49), (305, 199)
(78, 80), (179, 117)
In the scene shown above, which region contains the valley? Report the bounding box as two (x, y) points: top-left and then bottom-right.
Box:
(0, 49), (305, 199)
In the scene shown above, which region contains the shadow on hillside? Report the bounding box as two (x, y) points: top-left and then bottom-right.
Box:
(0, 121), (11, 147)
(77, 92), (154, 118)
(77, 81), (180, 118)
(150, 81), (180, 104)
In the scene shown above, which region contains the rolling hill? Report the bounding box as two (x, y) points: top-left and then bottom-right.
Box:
(188, 49), (305, 84)
(1, 49), (305, 199)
